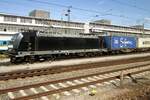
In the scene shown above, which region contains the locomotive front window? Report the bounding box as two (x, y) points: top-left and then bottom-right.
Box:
(9, 33), (23, 49)
(11, 33), (19, 41)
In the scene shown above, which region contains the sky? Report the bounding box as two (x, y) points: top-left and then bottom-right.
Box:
(0, 0), (150, 28)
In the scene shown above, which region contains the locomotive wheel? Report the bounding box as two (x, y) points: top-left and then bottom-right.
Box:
(10, 57), (23, 64)
(24, 56), (35, 63)
(10, 57), (16, 63)
(29, 56), (35, 63)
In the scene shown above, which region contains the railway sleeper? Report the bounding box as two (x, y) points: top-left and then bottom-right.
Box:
(128, 74), (138, 83)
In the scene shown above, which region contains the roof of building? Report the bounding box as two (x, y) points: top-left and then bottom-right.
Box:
(90, 22), (150, 31)
(0, 13), (85, 25)
(0, 13), (150, 31)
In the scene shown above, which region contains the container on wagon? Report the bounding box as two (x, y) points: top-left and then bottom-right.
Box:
(103, 36), (137, 50)
(137, 37), (150, 48)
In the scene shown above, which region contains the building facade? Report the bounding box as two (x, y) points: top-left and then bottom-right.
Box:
(0, 13), (84, 36)
(88, 22), (150, 37)
(0, 13), (150, 37)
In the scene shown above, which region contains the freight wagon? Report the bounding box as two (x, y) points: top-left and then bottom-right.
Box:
(137, 37), (150, 51)
(137, 37), (150, 48)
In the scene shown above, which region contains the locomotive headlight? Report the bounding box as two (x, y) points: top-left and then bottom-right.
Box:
(7, 44), (13, 52)
(8, 45), (13, 49)
(8, 40), (13, 49)
(7, 38), (14, 52)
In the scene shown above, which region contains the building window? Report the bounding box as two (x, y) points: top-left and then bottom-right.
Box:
(35, 20), (42, 24)
(4, 16), (17, 22)
(35, 19), (47, 24)
(20, 18), (32, 23)
(4, 28), (7, 31)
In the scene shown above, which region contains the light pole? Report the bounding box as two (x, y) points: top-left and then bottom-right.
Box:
(142, 18), (150, 35)
(67, 6), (72, 22)
(66, 6), (72, 34)
(142, 23), (145, 35)
(89, 15), (100, 34)
(63, 6), (72, 34)
(136, 18), (150, 35)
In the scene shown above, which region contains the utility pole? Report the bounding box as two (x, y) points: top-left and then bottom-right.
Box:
(142, 23), (145, 35)
(65, 6), (72, 34)
(67, 6), (72, 22)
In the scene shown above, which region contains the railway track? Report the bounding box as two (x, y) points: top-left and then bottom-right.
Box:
(1, 56), (150, 80)
(0, 51), (150, 66)
(0, 61), (150, 100)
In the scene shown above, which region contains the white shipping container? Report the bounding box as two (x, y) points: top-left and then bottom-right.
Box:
(137, 38), (150, 48)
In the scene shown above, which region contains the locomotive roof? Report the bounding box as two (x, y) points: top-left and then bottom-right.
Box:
(36, 32), (99, 38)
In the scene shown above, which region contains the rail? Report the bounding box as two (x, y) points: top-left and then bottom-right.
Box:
(0, 62), (150, 100)
(0, 56), (150, 80)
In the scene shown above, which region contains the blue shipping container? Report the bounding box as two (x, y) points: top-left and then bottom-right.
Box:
(103, 36), (136, 50)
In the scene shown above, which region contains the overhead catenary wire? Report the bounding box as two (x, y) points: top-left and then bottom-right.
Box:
(26, 0), (135, 20)
(0, 0), (139, 21)
(111, 0), (150, 13)
(0, 0), (144, 25)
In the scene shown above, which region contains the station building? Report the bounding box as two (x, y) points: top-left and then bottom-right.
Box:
(0, 13), (150, 36)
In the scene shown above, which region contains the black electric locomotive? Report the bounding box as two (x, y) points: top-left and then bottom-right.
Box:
(9, 31), (102, 63)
